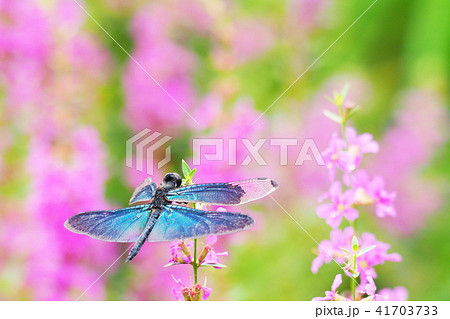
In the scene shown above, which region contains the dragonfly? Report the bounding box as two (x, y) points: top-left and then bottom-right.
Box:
(65, 173), (278, 262)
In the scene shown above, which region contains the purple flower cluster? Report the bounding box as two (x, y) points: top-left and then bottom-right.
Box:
(312, 87), (407, 301)
(313, 274), (407, 301)
(318, 127), (396, 228)
(172, 277), (211, 301)
(166, 172), (229, 302)
(311, 227), (401, 285)
(169, 233), (228, 301)
(0, 0), (116, 300)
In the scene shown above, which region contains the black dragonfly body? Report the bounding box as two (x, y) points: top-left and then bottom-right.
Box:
(65, 173), (278, 262)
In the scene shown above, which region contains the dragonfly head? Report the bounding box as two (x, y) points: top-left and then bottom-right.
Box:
(162, 172), (182, 190)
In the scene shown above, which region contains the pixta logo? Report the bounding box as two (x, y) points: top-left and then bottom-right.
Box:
(126, 129), (172, 175)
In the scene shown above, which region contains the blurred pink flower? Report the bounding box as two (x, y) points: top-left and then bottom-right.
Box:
(231, 19), (274, 63)
(344, 170), (396, 218)
(123, 3), (200, 133)
(312, 274), (345, 301)
(26, 127), (116, 300)
(311, 226), (353, 273)
(369, 89), (447, 233)
(192, 99), (268, 183)
(362, 276), (387, 301)
(362, 277), (407, 301)
(0, 0), (50, 109)
(378, 286), (408, 301)
(290, 0), (332, 28)
(316, 181), (358, 228)
(123, 46), (197, 132)
(321, 126), (379, 186)
(344, 127), (379, 169)
(357, 232), (402, 283)
(54, 0), (85, 31)
(189, 94), (223, 130)
(212, 19), (274, 68)
(322, 132), (353, 180)
(312, 227), (401, 284)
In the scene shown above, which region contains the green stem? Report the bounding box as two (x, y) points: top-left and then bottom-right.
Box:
(349, 219), (357, 231)
(349, 220), (357, 300)
(341, 112), (348, 145)
(352, 252), (357, 301)
(351, 276), (355, 301)
(193, 239), (198, 284)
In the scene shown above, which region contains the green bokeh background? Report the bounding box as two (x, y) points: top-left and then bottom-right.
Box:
(1, 0), (448, 300)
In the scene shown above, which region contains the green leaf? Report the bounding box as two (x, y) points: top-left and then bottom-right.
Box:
(340, 84), (349, 102)
(346, 105), (360, 119)
(325, 96), (336, 105)
(323, 110), (342, 123)
(199, 263), (227, 268)
(333, 90), (339, 100)
(339, 247), (350, 254)
(357, 245), (377, 257)
(352, 235), (359, 252)
(182, 159), (191, 179)
(189, 168), (197, 179)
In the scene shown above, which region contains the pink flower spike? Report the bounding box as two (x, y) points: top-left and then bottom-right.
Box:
(321, 133), (352, 179)
(171, 277), (212, 301)
(316, 181), (357, 228)
(369, 177), (396, 218)
(344, 127), (379, 169)
(345, 170), (396, 218)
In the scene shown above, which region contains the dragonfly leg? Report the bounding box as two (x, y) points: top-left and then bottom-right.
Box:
(126, 209), (161, 262)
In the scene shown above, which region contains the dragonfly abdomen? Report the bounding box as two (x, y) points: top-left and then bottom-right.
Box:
(126, 209), (161, 262)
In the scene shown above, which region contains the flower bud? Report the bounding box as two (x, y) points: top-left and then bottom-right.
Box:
(180, 241), (191, 258)
(198, 245), (213, 264)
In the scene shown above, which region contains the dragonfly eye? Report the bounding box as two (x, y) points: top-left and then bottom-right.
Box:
(163, 172), (182, 188)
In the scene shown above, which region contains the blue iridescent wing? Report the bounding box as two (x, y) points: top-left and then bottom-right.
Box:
(64, 205), (152, 242)
(148, 205), (254, 242)
(129, 177), (158, 205)
(165, 178), (278, 206)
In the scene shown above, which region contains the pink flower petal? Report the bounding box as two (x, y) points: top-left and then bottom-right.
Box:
(317, 203), (333, 218)
(326, 214), (343, 228)
(343, 207), (359, 221)
(328, 181), (342, 202)
(331, 274), (342, 292)
(364, 276), (376, 296)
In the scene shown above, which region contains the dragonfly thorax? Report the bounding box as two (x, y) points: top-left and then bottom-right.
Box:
(152, 188), (172, 208)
